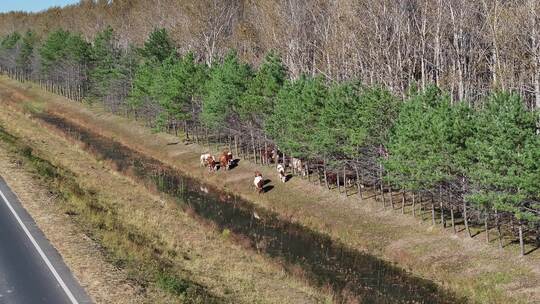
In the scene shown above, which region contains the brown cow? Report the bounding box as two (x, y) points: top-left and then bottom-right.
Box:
(253, 171), (264, 194)
(262, 148), (274, 164)
(326, 172), (337, 185)
(219, 151), (233, 170)
(207, 156), (217, 172)
(200, 153), (212, 167)
(200, 153), (217, 172)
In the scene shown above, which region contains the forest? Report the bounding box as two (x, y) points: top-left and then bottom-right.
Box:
(0, 0), (539, 257)
(1, 0), (540, 107)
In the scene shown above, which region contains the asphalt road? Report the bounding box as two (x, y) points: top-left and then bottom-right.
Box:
(0, 175), (91, 304)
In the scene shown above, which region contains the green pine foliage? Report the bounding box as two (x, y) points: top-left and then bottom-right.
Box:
(1, 27), (539, 230)
(128, 61), (156, 112)
(0, 32), (22, 70)
(153, 53), (208, 128)
(238, 51), (286, 129)
(38, 29), (70, 71)
(522, 135), (540, 216)
(384, 87), (472, 192)
(318, 83), (398, 159)
(266, 75), (328, 158)
(465, 92), (539, 222)
(316, 81), (360, 158)
(89, 27), (123, 99)
(129, 28), (176, 115)
(357, 86), (400, 148)
(65, 33), (90, 63)
(201, 51), (253, 129)
(0, 32), (21, 49)
(39, 29), (90, 72)
(139, 28), (175, 63)
(17, 30), (37, 72)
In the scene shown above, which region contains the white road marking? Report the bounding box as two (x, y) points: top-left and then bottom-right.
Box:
(0, 188), (79, 304)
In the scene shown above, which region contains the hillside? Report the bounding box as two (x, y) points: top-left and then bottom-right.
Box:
(0, 76), (539, 303)
(1, 1), (540, 303)
(0, 0), (539, 105)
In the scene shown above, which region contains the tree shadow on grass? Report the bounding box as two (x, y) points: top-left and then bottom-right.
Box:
(228, 159), (240, 170)
(262, 179), (274, 193)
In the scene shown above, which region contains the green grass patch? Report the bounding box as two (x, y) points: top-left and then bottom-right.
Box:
(0, 125), (17, 144)
(157, 272), (190, 295)
(21, 100), (45, 115)
(458, 268), (531, 304)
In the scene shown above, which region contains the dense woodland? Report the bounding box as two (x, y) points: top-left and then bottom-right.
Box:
(0, 0), (539, 256)
(1, 0), (540, 106)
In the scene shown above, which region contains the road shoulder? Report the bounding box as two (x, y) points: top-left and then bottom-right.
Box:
(0, 174), (92, 303)
(0, 148), (146, 304)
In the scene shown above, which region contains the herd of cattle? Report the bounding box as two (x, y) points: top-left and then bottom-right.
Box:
(199, 148), (303, 194)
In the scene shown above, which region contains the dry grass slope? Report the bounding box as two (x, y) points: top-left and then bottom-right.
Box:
(1, 76), (540, 303)
(0, 85), (331, 303)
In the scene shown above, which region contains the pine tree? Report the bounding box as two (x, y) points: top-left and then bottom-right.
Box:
(38, 29), (90, 98)
(465, 92), (539, 222)
(128, 61), (156, 113)
(128, 28), (180, 122)
(139, 28), (175, 63)
(17, 30), (37, 74)
(266, 75), (328, 158)
(0, 32), (21, 49)
(521, 134), (540, 223)
(384, 87), (470, 193)
(89, 26), (122, 100)
(39, 30), (90, 73)
(317, 81), (361, 158)
(0, 32), (21, 72)
(39, 29), (71, 71)
(238, 51), (286, 129)
(318, 83), (398, 159)
(65, 33), (91, 64)
(201, 50), (252, 129)
(153, 53), (208, 129)
(356, 86), (400, 148)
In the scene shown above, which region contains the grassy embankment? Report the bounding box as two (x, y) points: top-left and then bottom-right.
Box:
(0, 126), (196, 303)
(1, 76), (540, 303)
(0, 83), (330, 303)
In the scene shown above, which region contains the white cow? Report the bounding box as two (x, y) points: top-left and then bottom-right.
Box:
(290, 157), (306, 176)
(227, 152), (233, 166)
(254, 173), (264, 194)
(200, 153), (212, 167)
(277, 164), (286, 183)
